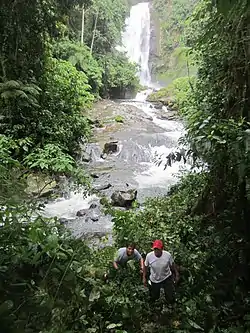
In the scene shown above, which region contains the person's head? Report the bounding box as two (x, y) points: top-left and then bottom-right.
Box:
(152, 239), (164, 257)
(126, 242), (136, 256)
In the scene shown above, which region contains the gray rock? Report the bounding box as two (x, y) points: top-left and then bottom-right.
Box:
(156, 112), (178, 121)
(93, 183), (112, 191)
(152, 102), (163, 110)
(81, 151), (91, 163)
(89, 202), (99, 209)
(85, 211), (99, 222)
(103, 141), (118, 154)
(111, 189), (137, 207)
(90, 173), (99, 179)
(76, 209), (88, 217)
(59, 218), (68, 225)
(100, 152), (107, 159)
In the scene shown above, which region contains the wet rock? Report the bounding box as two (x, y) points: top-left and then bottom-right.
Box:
(145, 116), (153, 121)
(89, 202), (99, 209)
(85, 211), (99, 222)
(103, 141), (118, 154)
(88, 118), (103, 128)
(93, 183), (112, 191)
(90, 173), (99, 179)
(152, 102), (163, 109)
(111, 189), (137, 207)
(100, 152), (107, 159)
(156, 111), (178, 121)
(76, 209), (88, 217)
(81, 151), (91, 163)
(59, 218), (69, 225)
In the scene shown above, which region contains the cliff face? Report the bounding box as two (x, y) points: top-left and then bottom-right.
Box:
(148, 1), (160, 83)
(149, 0), (199, 85)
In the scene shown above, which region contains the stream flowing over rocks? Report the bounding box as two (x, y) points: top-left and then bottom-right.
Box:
(42, 2), (186, 242)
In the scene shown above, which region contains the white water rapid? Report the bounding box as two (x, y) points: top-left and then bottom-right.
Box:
(42, 2), (186, 242)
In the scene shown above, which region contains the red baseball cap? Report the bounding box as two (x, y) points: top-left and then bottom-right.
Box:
(152, 240), (164, 250)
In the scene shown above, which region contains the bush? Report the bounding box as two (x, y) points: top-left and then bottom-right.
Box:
(53, 41), (103, 95)
(98, 52), (139, 98)
(147, 76), (196, 114)
(39, 58), (94, 152)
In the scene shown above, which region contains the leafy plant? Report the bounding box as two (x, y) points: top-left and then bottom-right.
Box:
(23, 144), (76, 173)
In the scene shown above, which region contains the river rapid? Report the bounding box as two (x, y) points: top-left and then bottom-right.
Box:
(42, 2), (186, 241)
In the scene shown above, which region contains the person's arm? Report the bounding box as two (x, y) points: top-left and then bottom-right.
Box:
(139, 258), (144, 272)
(113, 261), (119, 270)
(134, 250), (144, 272)
(113, 250), (121, 270)
(143, 255), (149, 287)
(170, 254), (179, 282)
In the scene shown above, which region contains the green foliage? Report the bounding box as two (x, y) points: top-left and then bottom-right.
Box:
(82, 0), (129, 54)
(148, 76), (196, 113)
(0, 135), (27, 204)
(115, 115), (124, 123)
(0, 206), (150, 333)
(39, 58), (93, 152)
(98, 52), (139, 98)
(53, 40), (103, 95)
(152, 0), (198, 82)
(23, 144), (76, 173)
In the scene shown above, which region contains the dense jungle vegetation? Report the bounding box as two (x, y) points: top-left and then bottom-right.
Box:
(1, 0), (250, 332)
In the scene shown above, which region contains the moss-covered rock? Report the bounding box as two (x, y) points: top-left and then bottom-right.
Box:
(115, 115), (124, 123)
(25, 173), (57, 198)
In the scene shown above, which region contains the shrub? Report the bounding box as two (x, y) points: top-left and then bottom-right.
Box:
(39, 58), (94, 152)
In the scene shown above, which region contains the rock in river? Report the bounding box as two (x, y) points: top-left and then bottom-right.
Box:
(103, 141), (119, 154)
(111, 189), (137, 208)
(76, 209), (88, 217)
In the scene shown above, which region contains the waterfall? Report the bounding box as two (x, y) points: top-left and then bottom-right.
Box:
(120, 2), (151, 86)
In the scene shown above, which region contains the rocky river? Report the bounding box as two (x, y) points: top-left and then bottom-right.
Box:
(41, 2), (187, 244)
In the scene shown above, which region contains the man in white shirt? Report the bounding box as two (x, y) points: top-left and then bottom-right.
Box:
(143, 239), (179, 303)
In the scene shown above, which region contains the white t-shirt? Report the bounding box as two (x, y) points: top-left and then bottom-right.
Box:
(145, 250), (174, 283)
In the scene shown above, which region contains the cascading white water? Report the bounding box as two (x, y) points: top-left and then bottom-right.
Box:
(120, 2), (151, 86)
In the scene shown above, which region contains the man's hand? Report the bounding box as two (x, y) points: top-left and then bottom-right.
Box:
(113, 262), (119, 270)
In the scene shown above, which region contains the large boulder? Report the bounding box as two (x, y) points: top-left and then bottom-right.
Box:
(111, 189), (137, 208)
(103, 141), (118, 154)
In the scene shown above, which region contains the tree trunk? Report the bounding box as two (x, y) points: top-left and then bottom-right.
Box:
(90, 10), (99, 54)
(80, 5), (84, 44)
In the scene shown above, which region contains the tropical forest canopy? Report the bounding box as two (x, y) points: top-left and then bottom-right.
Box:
(1, 0), (250, 332)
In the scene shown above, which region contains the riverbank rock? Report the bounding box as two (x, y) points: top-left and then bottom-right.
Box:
(88, 118), (103, 128)
(103, 141), (119, 154)
(111, 189), (137, 207)
(93, 183), (112, 191)
(156, 110), (178, 121)
(76, 201), (101, 221)
(26, 173), (57, 198)
(152, 102), (163, 109)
